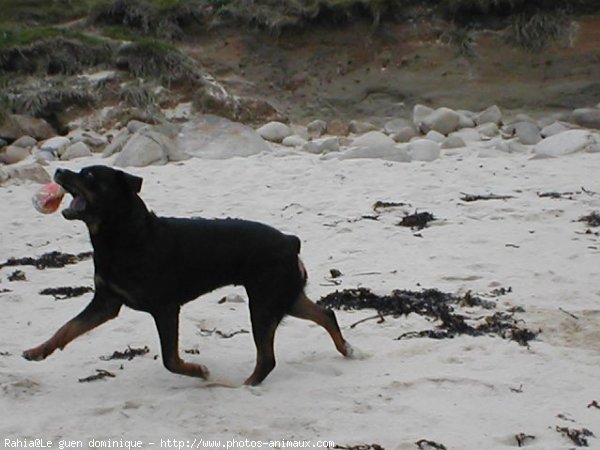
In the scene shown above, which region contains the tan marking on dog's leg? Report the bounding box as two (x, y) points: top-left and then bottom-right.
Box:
(289, 293), (349, 357)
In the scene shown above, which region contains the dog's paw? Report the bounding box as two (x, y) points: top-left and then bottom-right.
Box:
(343, 342), (368, 360)
(22, 347), (47, 361)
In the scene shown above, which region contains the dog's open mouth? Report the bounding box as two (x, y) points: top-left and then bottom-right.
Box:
(54, 173), (88, 220)
(63, 193), (87, 219)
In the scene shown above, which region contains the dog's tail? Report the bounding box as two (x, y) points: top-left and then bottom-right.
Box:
(288, 235), (308, 284)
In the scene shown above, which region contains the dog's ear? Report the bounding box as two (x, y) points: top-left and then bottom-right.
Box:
(120, 171), (143, 194)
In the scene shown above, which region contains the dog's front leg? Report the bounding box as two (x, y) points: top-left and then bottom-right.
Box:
(152, 305), (209, 379)
(23, 292), (122, 361)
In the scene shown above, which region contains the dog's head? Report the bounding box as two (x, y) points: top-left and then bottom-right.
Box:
(54, 166), (143, 225)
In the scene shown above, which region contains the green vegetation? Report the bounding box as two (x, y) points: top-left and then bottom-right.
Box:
(505, 10), (572, 51)
(115, 39), (197, 84)
(0, 25), (107, 49)
(0, 0), (95, 25)
(0, 26), (112, 74)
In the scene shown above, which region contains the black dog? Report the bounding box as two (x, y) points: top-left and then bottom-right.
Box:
(23, 165), (352, 385)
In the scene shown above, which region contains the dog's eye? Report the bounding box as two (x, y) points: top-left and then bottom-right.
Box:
(84, 171), (95, 181)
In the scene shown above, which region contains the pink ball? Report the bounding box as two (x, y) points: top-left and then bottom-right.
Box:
(32, 182), (65, 214)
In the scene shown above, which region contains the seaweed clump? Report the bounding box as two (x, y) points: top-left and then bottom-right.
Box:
(318, 287), (538, 346)
(0, 251), (93, 270)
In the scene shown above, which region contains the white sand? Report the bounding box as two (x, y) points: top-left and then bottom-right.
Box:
(1, 149), (599, 449)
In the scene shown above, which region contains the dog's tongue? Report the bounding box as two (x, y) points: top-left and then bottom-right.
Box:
(69, 195), (86, 211)
(62, 195), (86, 220)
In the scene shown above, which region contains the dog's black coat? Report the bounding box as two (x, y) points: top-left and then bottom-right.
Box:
(23, 166), (349, 385)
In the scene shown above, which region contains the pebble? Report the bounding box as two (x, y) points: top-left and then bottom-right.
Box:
(326, 119), (349, 136)
(349, 120), (379, 134)
(442, 135), (466, 149)
(281, 135), (307, 147)
(11, 135), (37, 149)
(307, 119), (327, 138)
(302, 137), (339, 154)
(540, 121), (574, 138)
(533, 129), (597, 157)
(257, 121), (292, 143)
(424, 130), (445, 143)
(413, 104), (434, 127)
(384, 118), (412, 135)
(61, 141), (92, 160)
(475, 105), (502, 125)
(40, 136), (70, 153)
(421, 107), (460, 135)
(0, 145), (30, 165)
(391, 126), (420, 143)
(571, 108), (600, 129)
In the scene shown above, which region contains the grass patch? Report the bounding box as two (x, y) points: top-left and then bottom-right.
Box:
(115, 38), (198, 83)
(0, 0), (98, 25)
(504, 9), (572, 51)
(0, 25), (109, 49)
(0, 27), (113, 74)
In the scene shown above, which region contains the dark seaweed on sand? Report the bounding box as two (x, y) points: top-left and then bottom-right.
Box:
(318, 288), (538, 346)
(78, 369), (116, 383)
(398, 212), (435, 230)
(40, 286), (93, 300)
(579, 212), (600, 227)
(0, 251), (92, 270)
(100, 346), (150, 361)
(555, 426), (595, 447)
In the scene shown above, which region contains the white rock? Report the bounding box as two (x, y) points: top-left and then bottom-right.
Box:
(351, 131), (395, 148)
(127, 120), (151, 134)
(34, 150), (56, 163)
(103, 128), (131, 157)
(40, 136), (70, 153)
(504, 121), (541, 145)
(533, 130), (597, 157)
(116, 126), (185, 167)
(11, 135), (37, 148)
(540, 121), (574, 138)
(348, 120), (379, 134)
(177, 115), (270, 159)
(256, 121), (292, 143)
(391, 126), (420, 143)
(571, 108), (600, 129)
(442, 135), (466, 149)
(475, 105), (502, 125)
(413, 104), (434, 127)
(2, 163), (51, 184)
(307, 119), (327, 138)
(495, 138), (529, 154)
(61, 142), (92, 160)
(477, 123), (499, 138)
(384, 118), (412, 135)
(457, 111), (476, 128)
(302, 137), (339, 154)
(281, 135), (307, 147)
(450, 128), (481, 143)
(424, 130), (445, 143)
(335, 144), (411, 162)
(327, 131), (409, 161)
(408, 139), (441, 162)
(539, 112), (571, 128)
(0, 145), (29, 164)
(421, 107), (460, 135)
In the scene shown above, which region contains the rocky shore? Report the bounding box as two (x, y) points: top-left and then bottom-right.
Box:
(2, 98), (599, 184)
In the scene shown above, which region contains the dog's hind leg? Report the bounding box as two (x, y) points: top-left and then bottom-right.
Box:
(152, 305), (209, 379)
(244, 303), (283, 386)
(289, 293), (351, 357)
(23, 293), (122, 361)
